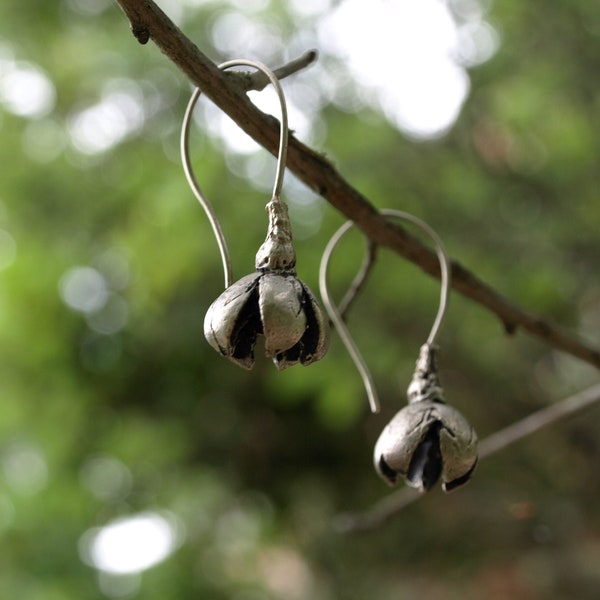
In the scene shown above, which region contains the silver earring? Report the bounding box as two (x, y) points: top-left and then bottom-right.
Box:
(319, 210), (478, 492)
(181, 59), (330, 371)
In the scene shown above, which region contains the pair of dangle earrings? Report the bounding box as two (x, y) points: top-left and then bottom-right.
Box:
(181, 60), (477, 493)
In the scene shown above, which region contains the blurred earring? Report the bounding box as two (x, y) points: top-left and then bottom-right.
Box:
(319, 210), (478, 492)
(181, 59), (330, 371)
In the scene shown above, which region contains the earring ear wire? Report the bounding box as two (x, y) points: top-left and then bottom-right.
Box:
(183, 59), (330, 371)
(180, 59), (290, 289)
(318, 209), (451, 414)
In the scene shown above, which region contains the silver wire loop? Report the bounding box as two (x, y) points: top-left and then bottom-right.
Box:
(318, 210), (452, 414)
(180, 59), (290, 289)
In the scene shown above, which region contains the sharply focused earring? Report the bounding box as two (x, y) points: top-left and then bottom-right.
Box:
(181, 59), (330, 371)
(319, 210), (478, 492)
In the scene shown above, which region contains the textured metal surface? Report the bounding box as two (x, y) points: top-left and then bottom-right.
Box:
(407, 344), (445, 404)
(255, 198), (296, 274)
(373, 344), (478, 492)
(273, 279), (330, 370)
(374, 400), (478, 492)
(204, 196), (330, 370)
(258, 274), (306, 356)
(204, 273), (262, 370)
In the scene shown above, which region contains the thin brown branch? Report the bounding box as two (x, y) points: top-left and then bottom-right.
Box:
(335, 382), (600, 534)
(112, 0), (600, 370)
(338, 238), (378, 321)
(242, 50), (319, 92)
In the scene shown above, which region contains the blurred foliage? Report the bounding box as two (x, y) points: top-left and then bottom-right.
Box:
(1, 0), (600, 598)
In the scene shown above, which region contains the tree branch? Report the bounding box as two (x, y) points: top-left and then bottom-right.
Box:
(338, 239), (378, 321)
(112, 0), (600, 370)
(335, 382), (600, 533)
(242, 50), (319, 92)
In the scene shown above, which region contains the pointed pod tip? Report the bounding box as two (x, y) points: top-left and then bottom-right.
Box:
(442, 457), (478, 493)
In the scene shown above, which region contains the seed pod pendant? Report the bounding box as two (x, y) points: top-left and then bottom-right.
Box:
(204, 197), (330, 370)
(181, 59), (329, 371)
(373, 344), (478, 492)
(320, 209), (478, 491)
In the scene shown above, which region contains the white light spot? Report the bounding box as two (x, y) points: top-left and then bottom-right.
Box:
(290, 0), (331, 18)
(80, 511), (184, 575)
(209, 105), (261, 156)
(59, 266), (109, 314)
(0, 61), (56, 118)
(200, 86), (312, 160)
(225, 0), (269, 13)
(318, 0), (497, 139)
(456, 21), (501, 67)
(380, 57), (470, 140)
(68, 80), (144, 155)
(211, 12), (281, 58)
(449, 0), (490, 21)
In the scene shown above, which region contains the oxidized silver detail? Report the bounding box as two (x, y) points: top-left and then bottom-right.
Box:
(204, 197), (330, 370)
(373, 344), (478, 492)
(255, 198), (296, 273)
(407, 344), (445, 404)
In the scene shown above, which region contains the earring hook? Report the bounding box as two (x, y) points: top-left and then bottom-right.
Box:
(318, 209), (451, 414)
(180, 59), (290, 289)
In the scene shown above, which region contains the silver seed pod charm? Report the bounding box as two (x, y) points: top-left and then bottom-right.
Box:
(181, 59), (330, 372)
(374, 344), (478, 492)
(204, 198), (330, 370)
(319, 209), (478, 491)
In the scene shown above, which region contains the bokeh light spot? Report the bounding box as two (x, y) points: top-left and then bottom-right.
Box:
(456, 21), (501, 67)
(80, 454), (132, 502)
(1, 441), (48, 495)
(0, 61), (56, 118)
(86, 293), (129, 335)
(59, 266), (109, 314)
(318, 0), (498, 139)
(79, 511), (184, 575)
(68, 80), (145, 155)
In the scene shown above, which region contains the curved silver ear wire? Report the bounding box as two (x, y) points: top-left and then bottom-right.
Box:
(318, 209), (451, 414)
(180, 59), (290, 288)
(321, 213), (477, 491)
(319, 219), (380, 414)
(191, 61), (330, 371)
(397, 211), (450, 347)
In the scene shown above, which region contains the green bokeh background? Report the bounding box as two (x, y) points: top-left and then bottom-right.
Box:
(1, 1), (599, 598)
